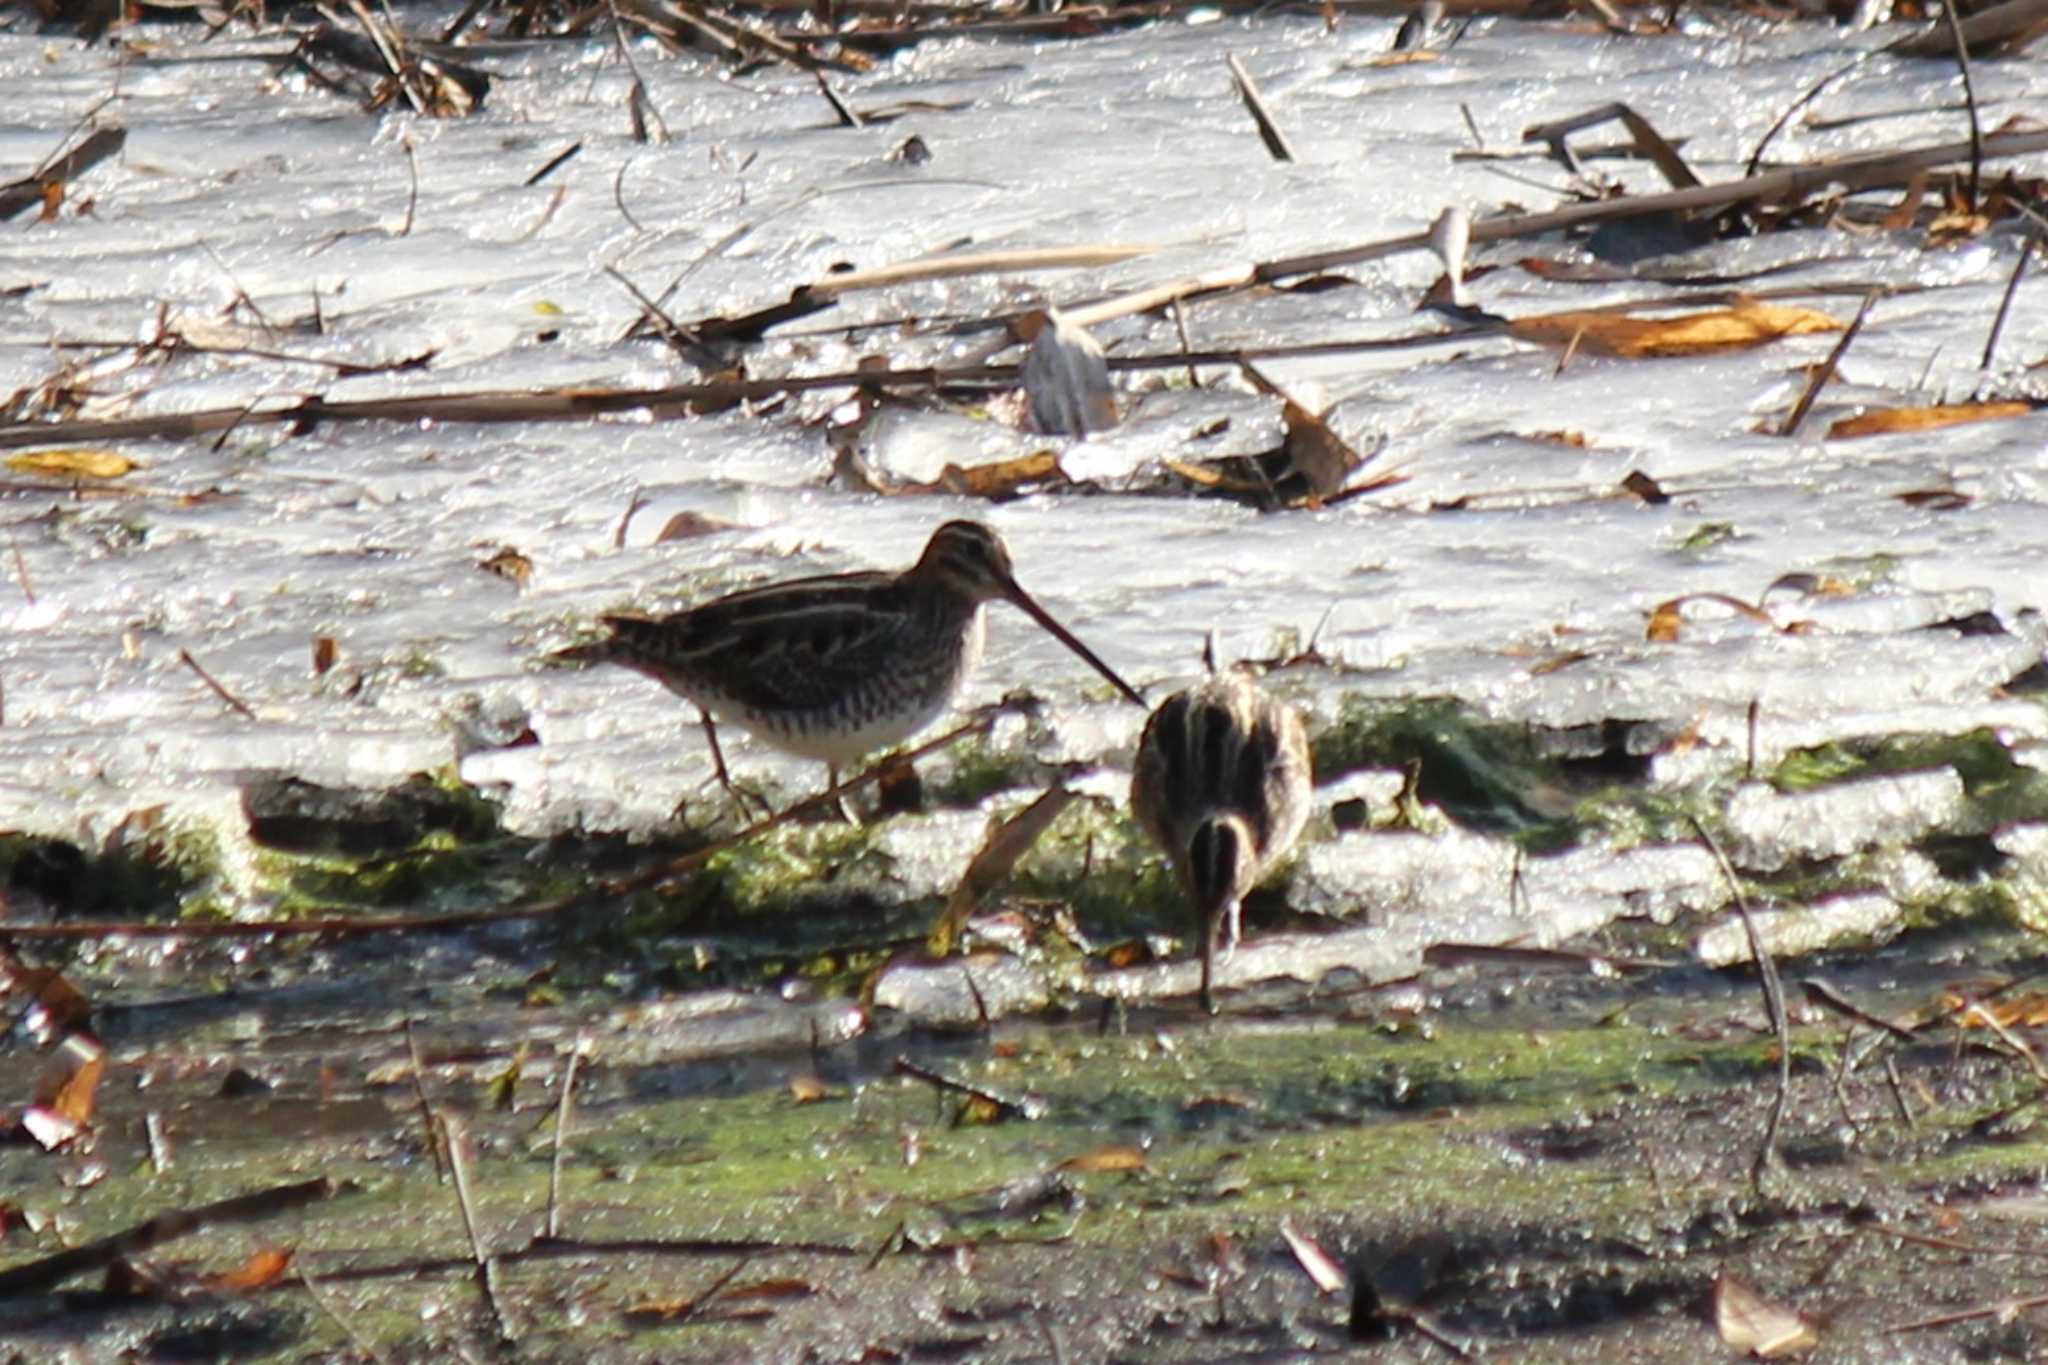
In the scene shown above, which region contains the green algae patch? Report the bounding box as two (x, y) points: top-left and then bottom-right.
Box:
(0, 821), (213, 920)
(1769, 728), (2048, 818)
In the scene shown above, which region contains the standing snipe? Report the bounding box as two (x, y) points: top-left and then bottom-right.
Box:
(1131, 671), (1312, 1013)
(556, 521), (1146, 812)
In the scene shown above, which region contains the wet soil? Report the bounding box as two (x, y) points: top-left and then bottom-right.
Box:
(5, 914), (2048, 1362)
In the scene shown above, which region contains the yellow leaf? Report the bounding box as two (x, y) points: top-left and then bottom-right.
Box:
(7, 449), (139, 479)
(1057, 1144), (1149, 1173)
(1827, 401), (2034, 440)
(1510, 303), (1841, 358)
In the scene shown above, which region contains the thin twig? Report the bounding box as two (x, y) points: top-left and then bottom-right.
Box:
(0, 1178), (341, 1297)
(299, 1262), (393, 1365)
(404, 1019), (448, 1181)
(523, 142), (582, 187)
(1979, 239), (2030, 371)
(544, 1036), (589, 1239)
(1779, 289), (1878, 436)
(397, 137), (418, 237)
(10, 541), (33, 606)
(1225, 52), (1296, 162)
(177, 648), (257, 720)
(891, 1057), (1041, 1122)
(1941, 0), (1984, 209)
(443, 1115), (515, 1342)
(1692, 816), (1791, 1188)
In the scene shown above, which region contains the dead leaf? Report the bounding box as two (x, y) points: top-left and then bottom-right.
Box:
(23, 1032), (106, 1149)
(934, 451), (1066, 500)
(1529, 650), (1593, 676)
(1162, 458), (1226, 487)
(7, 449), (138, 479)
(1879, 171), (1928, 230)
(1714, 1274), (1817, 1358)
(1897, 488), (1971, 510)
(927, 783), (1078, 956)
(0, 957), (92, 1038)
(721, 1277), (818, 1302)
(479, 546), (532, 587)
(205, 1245), (294, 1292)
(1510, 303), (1842, 358)
(1947, 992), (2048, 1027)
(788, 1073), (831, 1104)
(311, 636), (339, 677)
(1057, 1144), (1149, 1173)
(1279, 1219), (1347, 1294)
(654, 510), (741, 542)
(1619, 470), (1668, 504)
(1279, 401), (1365, 499)
(1646, 593), (1777, 642)
(1827, 401), (2034, 440)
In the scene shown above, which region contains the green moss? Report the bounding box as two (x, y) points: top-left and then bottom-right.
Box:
(924, 739), (1042, 808)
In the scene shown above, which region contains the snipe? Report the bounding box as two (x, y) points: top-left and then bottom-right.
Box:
(556, 520), (1145, 813)
(1130, 670), (1312, 1013)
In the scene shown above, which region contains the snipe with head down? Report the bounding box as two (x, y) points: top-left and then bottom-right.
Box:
(556, 520), (1146, 810)
(1131, 670), (1312, 1014)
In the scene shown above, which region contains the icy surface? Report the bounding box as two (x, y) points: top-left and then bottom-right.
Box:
(2, 7), (2047, 911)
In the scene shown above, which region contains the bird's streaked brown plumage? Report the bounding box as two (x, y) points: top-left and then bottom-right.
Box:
(1131, 671), (1311, 1013)
(556, 521), (1145, 810)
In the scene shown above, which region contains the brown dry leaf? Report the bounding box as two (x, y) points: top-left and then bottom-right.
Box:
(1529, 650), (1593, 676)
(1510, 303), (1842, 358)
(7, 449), (139, 479)
(1279, 1219), (1347, 1294)
(654, 510), (741, 542)
(1646, 593), (1776, 643)
(205, 1245), (295, 1292)
(623, 1295), (701, 1323)
(927, 783), (1078, 956)
(721, 1277), (818, 1302)
(1530, 429), (1592, 448)
(1880, 171), (1928, 231)
(1362, 48), (1442, 66)
(1057, 1144), (1149, 1174)
(1713, 1273), (1817, 1358)
(933, 451), (1066, 500)
(479, 546), (532, 587)
(311, 636), (339, 677)
(1, 961), (93, 1037)
(1162, 458), (1226, 487)
(1619, 470), (1669, 504)
(33, 1032), (105, 1127)
(1947, 992), (2048, 1028)
(788, 1073), (831, 1104)
(1897, 488), (1971, 510)
(1927, 209), (1991, 242)
(1280, 400), (1365, 499)
(1827, 401), (2035, 440)
(22, 1032), (106, 1149)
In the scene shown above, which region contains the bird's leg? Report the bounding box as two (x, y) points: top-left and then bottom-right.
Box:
(826, 765), (863, 827)
(698, 709), (770, 823)
(1199, 906), (1221, 1016)
(1215, 897), (1243, 965)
